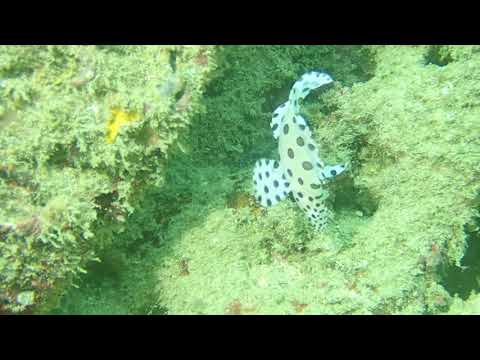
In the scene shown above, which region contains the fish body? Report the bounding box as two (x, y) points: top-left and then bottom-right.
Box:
(253, 71), (345, 230)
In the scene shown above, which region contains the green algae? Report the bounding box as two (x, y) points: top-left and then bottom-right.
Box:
(0, 45), (216, 313)
(149, 45), (480, 314)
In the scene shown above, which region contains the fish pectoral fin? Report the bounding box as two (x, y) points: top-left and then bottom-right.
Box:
(252, 158), (290, 207)
(320, 163), (347, 180)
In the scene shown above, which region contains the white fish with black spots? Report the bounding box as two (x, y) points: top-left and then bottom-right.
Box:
(252, 71), (346, 230)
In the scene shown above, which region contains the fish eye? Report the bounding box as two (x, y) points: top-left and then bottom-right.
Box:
(330, 170), (337, 176)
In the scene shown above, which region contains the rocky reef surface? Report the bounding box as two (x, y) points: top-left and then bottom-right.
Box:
(1, 45), (478, 314)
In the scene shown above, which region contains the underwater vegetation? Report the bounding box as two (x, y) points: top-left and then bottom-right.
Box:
(0, 45), (216, 312)
(1, 45), (479, 314)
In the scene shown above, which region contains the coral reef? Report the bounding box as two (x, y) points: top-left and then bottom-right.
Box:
(0, 45), (216, 312)
(3, 45), (479, 314)
(151, 45), (479, 314)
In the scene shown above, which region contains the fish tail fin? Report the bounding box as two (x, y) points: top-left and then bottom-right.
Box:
(289, 71), (333, 104)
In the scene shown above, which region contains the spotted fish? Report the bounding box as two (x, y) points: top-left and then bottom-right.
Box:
(252, 71), (346, 230)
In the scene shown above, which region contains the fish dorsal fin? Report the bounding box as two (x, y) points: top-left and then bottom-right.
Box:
(252, 158), (290, 207)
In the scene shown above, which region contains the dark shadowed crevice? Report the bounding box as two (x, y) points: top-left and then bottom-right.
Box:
(331, 176), (379, 218)
(441, 219), (480, 300)
(424, 46), (454, 67)
(169, 50), (177, 72)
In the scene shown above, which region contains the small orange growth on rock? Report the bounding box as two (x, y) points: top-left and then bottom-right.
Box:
(227, 191), (253, 209)
(194, 50), (209, 66)
(225, 299), (257, 315)
(355, 270), (367, 278)
(31, 279), (52, 291)
(226, 191), (266, 219)
(249, 203), (266, 218)
(179, 258), (190, 276)
(16, 216), (42, 237)
(347, 281), (358, 291)
(225, 299), (242, 315)
(433, 295), (447, 307)
(291, 300), (308, 313)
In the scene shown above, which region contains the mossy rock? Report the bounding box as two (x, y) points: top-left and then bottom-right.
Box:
(151, 46), (479, 314)
(6, 45), (479, 314)
(0, 45), (217, 313)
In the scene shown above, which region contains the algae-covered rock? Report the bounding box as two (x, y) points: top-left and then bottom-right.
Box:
(9, 45), (479, 315)
(447, 293), (480, 314)
(0, 45), (216, 313)
(151, 45), (479, 314)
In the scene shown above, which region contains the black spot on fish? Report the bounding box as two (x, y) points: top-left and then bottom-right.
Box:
(308, 144), (315, 151)
(287, 169), (293, 177)
(273, 180), (279, 188)
(287, 148), (294, 159)
(275, 195), (281, 202)
(258, 195), (262, 202)
(302, 161), (313, 170)
(281, 173), (286, 180)
(311, 183), (321, 190)
(274, 161), (279, 169)
(285, 182), (290, 188)
(297, 192), (303, 198)
(308, 196), (313, 202)
(267, 199), (272, 207)
(264, 186), (269, 193)
(272, 123), (278, 131)
(266, 160), (270, 166)
(298, 177), (304, 185)
(296, 136), (304, 146)
(259, 173), (262, 180)
(299, 124), (306, 131)
(273, 112), (279, 118)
